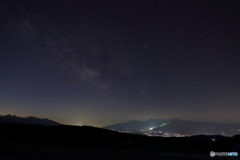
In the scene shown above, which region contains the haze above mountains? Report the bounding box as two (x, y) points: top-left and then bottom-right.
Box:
(1, 115), (240, 136)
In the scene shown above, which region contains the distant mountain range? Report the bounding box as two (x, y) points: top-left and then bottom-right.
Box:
(104, 118), (170, 130)
(104, 119), (240, 136)
(2, 115), (240, 136)
(0, 114), (61, 126)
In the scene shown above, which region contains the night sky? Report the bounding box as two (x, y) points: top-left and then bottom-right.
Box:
(0, 0), (240, 126)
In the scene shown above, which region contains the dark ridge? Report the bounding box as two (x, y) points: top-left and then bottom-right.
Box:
(0, 123), (148, 150)
(0, 114), (61, 126)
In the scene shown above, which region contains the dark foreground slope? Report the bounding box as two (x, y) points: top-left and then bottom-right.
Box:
(0, 123), (239, 160)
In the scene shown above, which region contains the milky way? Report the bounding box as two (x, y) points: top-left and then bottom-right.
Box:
(0, 0), (239, 126)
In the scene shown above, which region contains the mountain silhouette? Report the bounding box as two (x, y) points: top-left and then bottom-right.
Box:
(104, 118), (240, 136)
(104, 119), (169, 130)
(0, 114), (61, 126)
(154, 119), (240, 136)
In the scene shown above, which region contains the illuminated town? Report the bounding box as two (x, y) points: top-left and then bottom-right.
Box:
(117, 129), (186, 137)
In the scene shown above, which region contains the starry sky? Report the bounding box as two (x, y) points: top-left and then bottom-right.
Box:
(0, 0), (240, 127)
